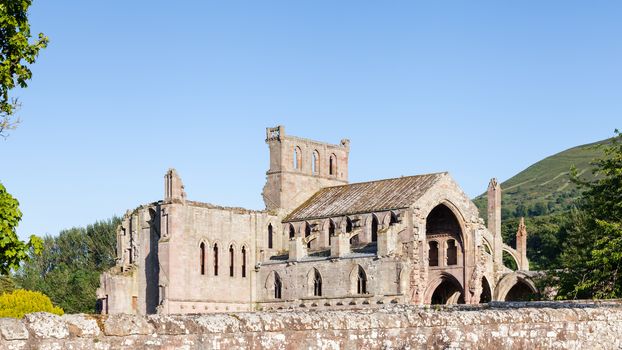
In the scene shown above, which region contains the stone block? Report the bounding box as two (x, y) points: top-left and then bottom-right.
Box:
(24, 312), (69, 339)
(103, 313), (154, 336)
(0, 318), (29, 340)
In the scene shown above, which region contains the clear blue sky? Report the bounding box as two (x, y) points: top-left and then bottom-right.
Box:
(2, 1), (621, 240)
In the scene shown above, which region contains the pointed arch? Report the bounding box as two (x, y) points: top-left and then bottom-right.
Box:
(312, 150), (320, 174)
(268, 223), (273, 249)
(350, 265), (368, 294)
(274, 272), (282, 299)
(328, 219), (335, 246)
(293, 146), (302, 170)
(241, 245), (247, 278)
(308, 268), (323, 297)
(371, 214), (379, 242)
(329, 153), (337, 176)
(213, 243), (219, 276)
(229, 244), (235, 277)
(289, 224), (296, 239)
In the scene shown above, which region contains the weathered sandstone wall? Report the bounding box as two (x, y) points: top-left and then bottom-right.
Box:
(1, 301), (621, 350)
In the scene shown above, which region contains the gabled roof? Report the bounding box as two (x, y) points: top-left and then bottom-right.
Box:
(284, 172), (447, 222)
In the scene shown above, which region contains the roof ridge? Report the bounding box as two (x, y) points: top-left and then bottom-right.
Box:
(322, 172), (447, 190)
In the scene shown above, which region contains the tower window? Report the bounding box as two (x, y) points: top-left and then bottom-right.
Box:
(312, 150), (319, 174)
(293, 146), (302, 170)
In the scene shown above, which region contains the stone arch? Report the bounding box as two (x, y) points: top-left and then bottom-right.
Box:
(212, 241), (222, 276)
(425, 203), (465, 269)
(240, 244), (248, 278)
(502, 247), (521, 271)
(227, 242), (237, 277)
(480, 276), (492, 303)
(293, 146), (302, 170)
(495, 272), (537, 301)
(425, 272), (465, 305)
(307, 268), (323, 297)
(370, 214), (379, 242)
(312, 150), (320, 174)
(322, 218), (336, 247)
(198, 240), (208, 276)
(349, 265), (368, 295)
(288, 223), (296, 239)
(329, 153), (337, 176)
(264, 270), (283, 299)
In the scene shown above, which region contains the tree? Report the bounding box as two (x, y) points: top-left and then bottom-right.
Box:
(556, 130), (622, 299)
(0, 0), (48, 137)
(15, 217), (120, 313)
(0, 182), (42, 275)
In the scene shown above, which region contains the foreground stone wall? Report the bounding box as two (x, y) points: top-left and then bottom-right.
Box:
(2, 301), (622, 350)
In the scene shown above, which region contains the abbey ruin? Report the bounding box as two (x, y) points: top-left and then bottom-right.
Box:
(97, 125), (536, 315)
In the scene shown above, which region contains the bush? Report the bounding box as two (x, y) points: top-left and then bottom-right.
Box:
(0, 289), (63, 318)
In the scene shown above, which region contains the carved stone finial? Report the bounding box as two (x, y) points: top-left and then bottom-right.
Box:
(517, 217), (527, 237)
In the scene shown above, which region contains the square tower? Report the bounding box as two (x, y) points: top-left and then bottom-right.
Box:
(262, 125), (350, 213)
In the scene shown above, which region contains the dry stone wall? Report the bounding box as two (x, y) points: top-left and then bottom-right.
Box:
(2, 301), (622, 350)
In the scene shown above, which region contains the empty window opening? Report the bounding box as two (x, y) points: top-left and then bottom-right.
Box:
(447, 240), (458, 266)
(328, 220), (335, 246)
(313, 270), (322, 297)
(371, 215), (378, 242)
(274, 273), (282, 299)
(312, 150), (319, 174)
(429, 241), (439, 266)
(289, 224), (295, 239)
(200, 242), (206, 275)
(293, 146), (302, 170)
(241, 246), (247, 278)
(213, 244), (219, 276)
(305, 223), (311, 249)
(329, 154), (337, 175)
(390, 212), (399, 225)
(357, 266), (367, 294)
(268, 224), (273, 249)
(229, 245), (235, 277)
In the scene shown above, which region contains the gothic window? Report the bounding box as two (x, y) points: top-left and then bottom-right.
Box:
(229, 245), (235, 277)
(328, 220), (335, 246)
(200, 242), (206, 275)
(305, 222), (311, 249)
(371, 215), (378, 242)
(241, 246), (247, 278)
(447, 239), (458, 266)
(357, 266), (367, 294)
(312, 150), (319, 174)
(274, 273), (282, 299)
(346, 217), (352, 233)
(213, 244), (219, 276)
(289, 224), (295, 239)
(293, 146), (302, 170)
(268, 224), (273, 249)
(429, 241), (439, 267)
(329, 154), (337, 175)
(313, 269), (322, 297)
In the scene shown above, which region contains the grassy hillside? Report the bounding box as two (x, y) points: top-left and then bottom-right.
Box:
(472, 138), (611, 270)
(473, 138), (610, 220)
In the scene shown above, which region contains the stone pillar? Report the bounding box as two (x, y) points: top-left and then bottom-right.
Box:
(288, 237), (306, 261)
(164, 168), (186, 202)
(487, 178), (503, 272)
(378, 226), (397, 256)
(516, 217), (529, 271)
(330, 233), (350, 258)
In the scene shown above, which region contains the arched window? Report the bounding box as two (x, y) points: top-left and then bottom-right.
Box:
(305, 223), (311, 249)
(357, 266), (367, 294)
(199, 242), (206, 275)
(213, 244), (219, 276)
(371, 215), (378, 242)
(312, 150), (319, 174)
(289, 224), (295, 239)
(429, 241), (439, 266)
(346, 217), (352, 233)
(328, 220), (335, 246)
(274, 273), (282, 299)
(447, 239), (458, 266)
(268, 224), (273, 249)
(241, 246), (247, 278)
(229, 245), (235, 277)
(293, 146), (302, 170)
(329, 154), (337, 175)
(313, 269), (322, 297)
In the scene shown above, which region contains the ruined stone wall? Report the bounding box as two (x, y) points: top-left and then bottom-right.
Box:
(3, 301), (622, 350)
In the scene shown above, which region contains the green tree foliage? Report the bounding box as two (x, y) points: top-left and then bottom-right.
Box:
(0, 182), (42, 275)
(0, 289), (63, 318)
(0, 0), (48, 136)
(556, 130), (622, 299)
(15, 217), (120, 313)
(0, 274), (15, 293)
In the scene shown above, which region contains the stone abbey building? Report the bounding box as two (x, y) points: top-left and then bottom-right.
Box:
(97, 126), (536, 315)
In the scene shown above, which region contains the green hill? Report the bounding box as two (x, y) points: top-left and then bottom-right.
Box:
(473, 138), (610, 220)
(472, 138), (611, 270)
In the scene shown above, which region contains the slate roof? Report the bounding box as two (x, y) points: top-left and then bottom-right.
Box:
(284, 172), (447, 222)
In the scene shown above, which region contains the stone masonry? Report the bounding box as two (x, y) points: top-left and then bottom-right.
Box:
(97, 125), (536, 315)
(2, 301), (622, 349)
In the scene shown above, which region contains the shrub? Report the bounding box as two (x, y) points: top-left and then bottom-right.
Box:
(0, 289), (63, 318)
